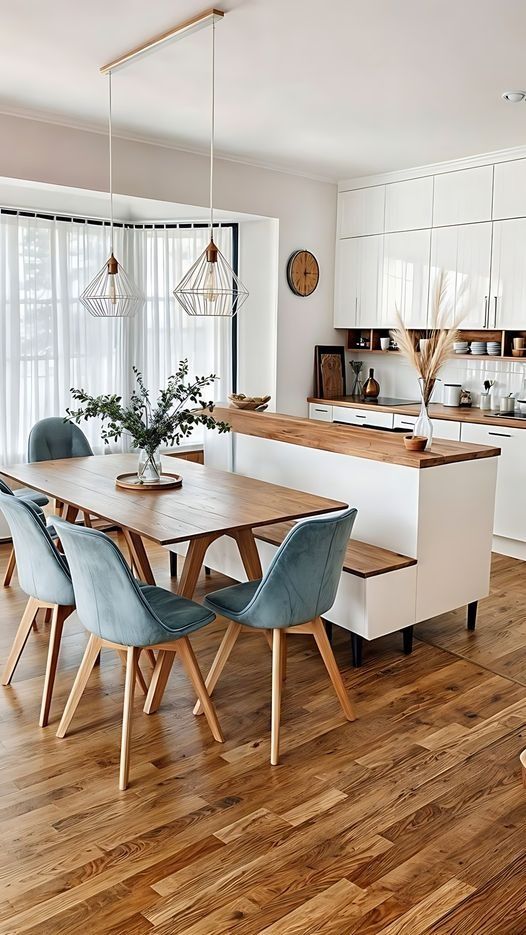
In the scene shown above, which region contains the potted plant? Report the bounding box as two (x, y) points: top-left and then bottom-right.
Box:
(66, 360), (230, 484)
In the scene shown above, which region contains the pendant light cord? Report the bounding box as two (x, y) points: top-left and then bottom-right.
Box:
(108, 70), (114, 256)
(209, 20), (215, 238)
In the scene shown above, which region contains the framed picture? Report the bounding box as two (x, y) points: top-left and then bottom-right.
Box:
(314, 345), (346, 399)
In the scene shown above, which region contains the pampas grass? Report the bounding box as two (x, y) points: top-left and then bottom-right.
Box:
(390, 271), (468, 405)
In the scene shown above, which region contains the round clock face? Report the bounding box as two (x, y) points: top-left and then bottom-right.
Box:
(287, 250), (319, 297)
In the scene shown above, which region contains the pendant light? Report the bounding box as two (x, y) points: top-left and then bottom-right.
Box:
(80, 72), (143, 318)
(173, 20), (249, 317)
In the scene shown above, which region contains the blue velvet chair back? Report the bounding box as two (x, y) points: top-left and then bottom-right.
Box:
(28, 418), (93, 462)
(240, 508), (357, 629)
(0, 493), (74, 606)
(53, 519), (175, 646)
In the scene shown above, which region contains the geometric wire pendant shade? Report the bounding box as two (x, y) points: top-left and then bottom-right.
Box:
(80, 72), (143, 319)
(80, 254), (144, 318)
(173, 240), (249, 317)
(173, 19), (248, 318)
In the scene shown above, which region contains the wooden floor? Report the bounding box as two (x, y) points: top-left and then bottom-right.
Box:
(0, 537), (526, 934)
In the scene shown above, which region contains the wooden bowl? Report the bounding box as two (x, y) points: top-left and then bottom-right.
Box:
(228, 394), (271, 410)
(404, 434), (428, 452)
(511, 348), (526, 357)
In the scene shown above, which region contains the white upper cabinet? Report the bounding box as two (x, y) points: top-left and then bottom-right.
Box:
(490, 219), (526, 328)
(334, 235), (383, 327)
(429, 223), (492, 328)
(381, 229), (431, 328)
(338, 186), (385, 238)
(493, 159), (526, 220)
(384, 177), (433, 232)
(433, 166), (493, 227)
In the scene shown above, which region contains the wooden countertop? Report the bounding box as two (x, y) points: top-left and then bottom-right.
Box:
(213, 407), (500, 469)
(308, 396), (526, 430)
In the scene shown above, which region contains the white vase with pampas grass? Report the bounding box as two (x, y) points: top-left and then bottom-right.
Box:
(391, 272), (467, 450)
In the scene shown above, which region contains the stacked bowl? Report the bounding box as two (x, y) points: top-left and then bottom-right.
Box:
(470, 340), (487, 356)
(487, 341), (501, 357)
(453, 340), (469, 355)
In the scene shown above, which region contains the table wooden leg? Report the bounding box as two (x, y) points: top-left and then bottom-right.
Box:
(122, 530), (155, 585)
(231, 528), (263, 580)
(177, 535), (217, 598)
(62, 503), (79, 523)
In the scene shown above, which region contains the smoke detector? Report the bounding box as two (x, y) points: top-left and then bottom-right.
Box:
(502, 90), (526, 103)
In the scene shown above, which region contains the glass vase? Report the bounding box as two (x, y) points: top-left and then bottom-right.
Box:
(414, 378), (433, 450)
(137, 448), (162, 484)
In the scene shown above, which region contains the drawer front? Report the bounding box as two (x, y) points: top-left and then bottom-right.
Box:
(394, 414), (461, 441)
(309, 403), (333, 422)
(333, 406), (394, 429)
(461, 422), (526, 542)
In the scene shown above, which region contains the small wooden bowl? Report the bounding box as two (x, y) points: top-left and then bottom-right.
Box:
(228, 394), (272, 410)
(511, 348), (526, 357)
(404, 434), (427, 452)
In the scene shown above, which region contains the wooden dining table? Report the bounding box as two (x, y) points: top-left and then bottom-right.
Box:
(2, 452), (348, 712)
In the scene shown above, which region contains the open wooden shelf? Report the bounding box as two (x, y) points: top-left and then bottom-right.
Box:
(347, 327), (526, 363)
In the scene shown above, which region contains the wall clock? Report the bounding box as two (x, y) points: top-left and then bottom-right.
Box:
(286, 250), (319, 297)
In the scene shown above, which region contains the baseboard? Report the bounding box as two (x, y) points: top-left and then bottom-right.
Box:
(492, 535), (526, 561)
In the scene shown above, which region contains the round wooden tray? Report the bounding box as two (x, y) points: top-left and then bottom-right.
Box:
(115, 472), (182, 491)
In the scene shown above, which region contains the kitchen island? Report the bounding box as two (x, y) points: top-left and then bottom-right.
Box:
(172, 408), (500, 657)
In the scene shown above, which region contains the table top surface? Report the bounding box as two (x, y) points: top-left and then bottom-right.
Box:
(1, 453), (347, 546)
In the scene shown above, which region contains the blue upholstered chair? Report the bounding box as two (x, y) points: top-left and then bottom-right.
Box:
(53, 518), (224, 790)
(0, 478), (49, 587)
(28, 418), (93, 462)
(28, 416), (98, 531)
(195, 508), (358, 765)
(0, 493), (75, 727)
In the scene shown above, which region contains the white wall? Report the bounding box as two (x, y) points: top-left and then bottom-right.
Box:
(238, 219), (279, 405)
(0, 113), (338, 415)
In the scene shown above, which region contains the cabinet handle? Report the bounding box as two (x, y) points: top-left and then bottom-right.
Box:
(399, 420), (414, 426)
(493, 296), (498, 327)
(314, 408), (328, 413)
(488, 431), (511, 438)
(355, 414), (367, 420)
(484, 296), (489, 328)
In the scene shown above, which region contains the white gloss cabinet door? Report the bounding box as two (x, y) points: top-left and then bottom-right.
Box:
(433, 166), (493, 226)
(338, 186), (385, 237)
(429, 223), (492, 327)
(460, 422), (526, 542)
(381, 229), (431, 327)
(493, 159), (526, 220)
(490, 219), (526, 328)
(384, 176), (433, 233)
(334, 235), (383, 328)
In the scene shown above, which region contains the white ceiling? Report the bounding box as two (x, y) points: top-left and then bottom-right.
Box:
(2, 0), (526, 181)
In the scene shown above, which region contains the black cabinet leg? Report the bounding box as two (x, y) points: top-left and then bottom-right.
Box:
(205, 566), (211, 576)
(351, 633), (363, 668)
(324, 621), (333, 644)
(169, 551), (177, 579)
(402, 625), (413, 655)
(467, 601), (478, 631)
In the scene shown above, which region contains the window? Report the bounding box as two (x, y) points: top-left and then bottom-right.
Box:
(0, 212), (234, 462)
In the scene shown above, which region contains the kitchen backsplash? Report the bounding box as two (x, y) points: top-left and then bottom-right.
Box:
(346, 352), (526, 405)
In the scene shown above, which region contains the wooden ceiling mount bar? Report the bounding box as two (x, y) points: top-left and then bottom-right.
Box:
(100, 8), (225, 75)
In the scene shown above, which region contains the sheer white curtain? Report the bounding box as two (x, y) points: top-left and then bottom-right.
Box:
(0, 214), (233, 463)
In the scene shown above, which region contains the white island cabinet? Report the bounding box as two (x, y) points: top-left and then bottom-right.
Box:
(197, 409), (499, 645)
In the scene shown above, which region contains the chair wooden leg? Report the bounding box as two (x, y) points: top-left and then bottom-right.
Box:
(193, 621), (242, 715)
(39, 605), (73, 727)
(44, 608), (53, 624)
(145, 649), (156, 668)
(143, 650), (176, 715)
(56, 634), (103, 738)
(118, 648), (147, 696)
(280, 631), (287, 682)
(312, 618), (356, 722)
(176, 637), (224, 743)
(120, 646), (139, 791)
(271, 629), (285, 766)
(3, 548), (16, 588)
(2, 597), (40, 685)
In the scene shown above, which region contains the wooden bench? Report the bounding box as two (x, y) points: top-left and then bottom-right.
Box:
(255, 522), (418, 666)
